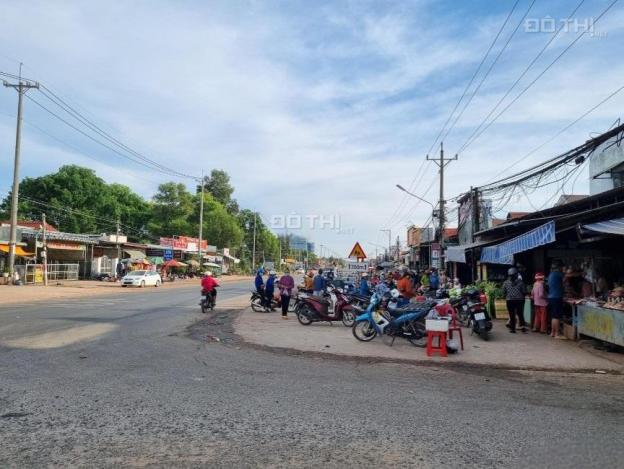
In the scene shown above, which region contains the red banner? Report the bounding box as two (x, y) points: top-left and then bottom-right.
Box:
(159, 236), (207, 251)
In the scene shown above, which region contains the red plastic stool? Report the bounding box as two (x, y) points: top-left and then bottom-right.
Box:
(447, 312), (464, 350)
(426, 331), (447, 357)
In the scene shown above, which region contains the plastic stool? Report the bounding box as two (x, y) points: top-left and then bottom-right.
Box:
(426, 331), (447, 357)
(447, 312), (464, 350)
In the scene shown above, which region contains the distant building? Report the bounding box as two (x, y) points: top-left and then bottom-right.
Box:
(589, 129), (624, 195)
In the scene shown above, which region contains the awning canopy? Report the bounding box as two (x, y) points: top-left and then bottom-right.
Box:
(123, 249), (146, 260)
(162, 259), (187, 268)
(480, 221), (556, 265)
(146, 256), (164, 265)
(0, 244), (35, 257)
(186, 259), (200, 267)
(582, 217), (624, 235)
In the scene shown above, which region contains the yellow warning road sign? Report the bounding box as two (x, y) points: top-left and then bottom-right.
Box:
(348, 242), (367, 260)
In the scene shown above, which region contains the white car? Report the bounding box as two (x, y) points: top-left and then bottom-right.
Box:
(121, 270), (162, 288)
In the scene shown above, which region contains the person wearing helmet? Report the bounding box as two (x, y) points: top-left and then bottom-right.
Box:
(359, 273), (371, 296)
(201, 271), (219, 305)
(502, 267), (527, 333)
(265, 271), (277, 311)
(396, 266), (415, 299)
(254, 269), (266, 307)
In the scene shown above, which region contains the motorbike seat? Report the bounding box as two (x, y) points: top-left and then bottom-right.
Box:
(310, 295), (330, 305)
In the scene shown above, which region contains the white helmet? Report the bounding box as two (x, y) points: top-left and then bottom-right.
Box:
(390, 288), (400, 299)
(269, 270), (277, 276)
(204, 271), (213, 277)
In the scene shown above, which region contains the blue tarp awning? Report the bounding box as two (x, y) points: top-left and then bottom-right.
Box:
(583, 217), (624, 235)
(480, 221), (556, 265)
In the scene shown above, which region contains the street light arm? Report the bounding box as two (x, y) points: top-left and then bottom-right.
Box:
(395, 184), (435, 210)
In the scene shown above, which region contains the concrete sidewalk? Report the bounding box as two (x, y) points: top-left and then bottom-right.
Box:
(235, 309), (624, 373)
(0, 275), (252, 305)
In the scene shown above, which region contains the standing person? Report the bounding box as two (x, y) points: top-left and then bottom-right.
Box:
(396, 266), (415, 299)
(359, 273), (371, 296)
(531, 272), (548, 333)
(265, 271), (277, 311)
(420, 270), (430, 290)
(547, 262), (567, 339)
(278, 269), (295, 319)
(313, 269), (326, 296)
(303, 271), (314, 291)
(439, 270), (448, 289)
(429, 268), (440, 291)
(503, 267), (527, 333)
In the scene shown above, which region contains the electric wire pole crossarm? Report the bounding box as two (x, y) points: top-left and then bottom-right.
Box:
(426, 142), (457, 268)
(3, 72), (40, 281)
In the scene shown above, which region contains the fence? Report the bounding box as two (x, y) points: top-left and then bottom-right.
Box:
(22, 263), (80, 284)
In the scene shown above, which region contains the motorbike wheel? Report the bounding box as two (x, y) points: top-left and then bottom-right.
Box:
(341, 310), (355, 327)
(406, 321), (427, 347)
(352, 321), (377, 342)
(479, 329), (489, 341)
(456, 309), (470, 327)
(297, 306), (313, 326)
(251, 297), (265, 312)
(201, 301), (209, 314)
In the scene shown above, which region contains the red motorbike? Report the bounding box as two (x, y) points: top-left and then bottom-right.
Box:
(294, 286), (356, 327)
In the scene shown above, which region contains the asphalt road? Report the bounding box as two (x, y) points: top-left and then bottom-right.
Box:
(1, 279), (623, 468)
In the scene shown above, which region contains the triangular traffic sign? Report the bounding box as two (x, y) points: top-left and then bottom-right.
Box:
(348, 242), (367, 260)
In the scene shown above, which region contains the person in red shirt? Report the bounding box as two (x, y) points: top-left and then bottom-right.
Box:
(201, 271), (220, 304)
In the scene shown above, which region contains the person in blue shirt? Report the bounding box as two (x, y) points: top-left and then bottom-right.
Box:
(547, 262), (566, 339)
(429, 268), (440, 291)
(313, 269), (326, 296)
(265, 270), (277, 311)
(255, 269), (265, 307)
(359, 273), (371, 296)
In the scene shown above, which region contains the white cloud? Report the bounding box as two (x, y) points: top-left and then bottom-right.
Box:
(0, 0), (622, 253)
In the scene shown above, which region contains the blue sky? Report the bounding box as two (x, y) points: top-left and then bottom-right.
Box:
(0, 0), (623, 256)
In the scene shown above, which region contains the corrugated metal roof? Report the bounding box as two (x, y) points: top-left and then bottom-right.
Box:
(21, 229), (98, 244)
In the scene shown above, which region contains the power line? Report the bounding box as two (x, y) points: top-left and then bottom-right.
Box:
(440, 0), (536, 143)
(426, 0), (521, 156)
(457, 0), (620, 154)
(455, 0), (587, 157)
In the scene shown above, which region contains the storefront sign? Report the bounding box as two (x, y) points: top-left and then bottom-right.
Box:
(159, 236), (207, 251)
(47, 241), (85, 251)
(163, 249), (173, 261)
(146, 247), (164, 257)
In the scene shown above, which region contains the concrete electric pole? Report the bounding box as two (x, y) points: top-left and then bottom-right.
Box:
(427, 142), (457, 269)
(198, 171), (204, 267)
(252, 211), (257, 271)
(3, 67), (39, 282)
(380, 229), (391, 261)
(42, 213), (48, 286)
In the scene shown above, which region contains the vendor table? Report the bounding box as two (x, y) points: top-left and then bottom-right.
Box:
(576, 304), (624, 347)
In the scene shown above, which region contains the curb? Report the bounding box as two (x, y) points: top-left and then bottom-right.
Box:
(231, 308), (623, 375)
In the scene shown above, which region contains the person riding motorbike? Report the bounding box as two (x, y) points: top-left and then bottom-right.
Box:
(265, 270), (277, 311)
(201, 271), (219, 305)
(255, 269), (266, 306)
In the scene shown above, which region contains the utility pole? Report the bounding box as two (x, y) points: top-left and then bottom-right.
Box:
(42, 213), (48, 286)
(252, 211), (257, 271)
(380, 229), (391, 261)
(198, 171), (204, 267)
(116, 219), (121, 279)
(427, 142), (457, 269)
(3, 66), (39, 282)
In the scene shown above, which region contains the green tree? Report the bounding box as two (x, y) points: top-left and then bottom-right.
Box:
(194, 193), (243, 250)
(148, 182), (195, 237)
(0, 165), (147, 236)
(202, 169), (234, 207)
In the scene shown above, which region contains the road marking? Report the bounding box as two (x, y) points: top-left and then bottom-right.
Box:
(0, 323), (118, 349)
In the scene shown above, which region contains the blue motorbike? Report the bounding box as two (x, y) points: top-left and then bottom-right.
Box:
(352, 293), (429, 347)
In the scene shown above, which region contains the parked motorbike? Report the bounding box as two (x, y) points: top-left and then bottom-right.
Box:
(250, 290), (278, 312)
(352, 293), (428, 347)
(467, 300), (492, 340)
(294, 286), (356, 327)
